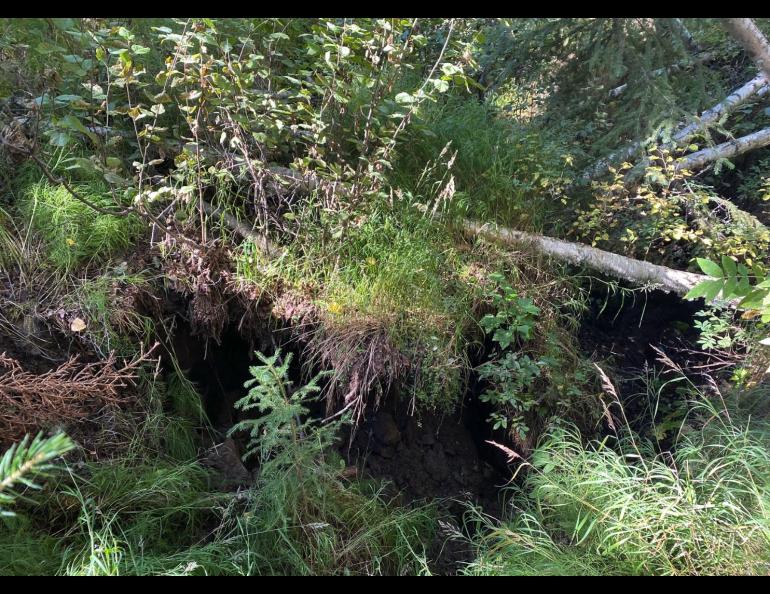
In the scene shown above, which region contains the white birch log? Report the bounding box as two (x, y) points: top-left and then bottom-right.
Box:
(670, 74), (769, 144)
(584, 74), (769, 183)
(675, 126), (770, 172)
(460, 220), (708, 295)
(723, 18), (770, 82)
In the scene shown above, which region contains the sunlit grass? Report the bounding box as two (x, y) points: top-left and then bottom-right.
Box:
(16, 174), (142, 272)
(464, 397), (770, 576)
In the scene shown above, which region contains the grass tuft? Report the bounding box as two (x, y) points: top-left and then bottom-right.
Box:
(16, 173), (142, 272)
(464, 397), (770, 576)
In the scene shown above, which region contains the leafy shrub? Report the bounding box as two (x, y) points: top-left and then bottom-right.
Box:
(477, 272), (543, 436)
(573, 150), (770, 270)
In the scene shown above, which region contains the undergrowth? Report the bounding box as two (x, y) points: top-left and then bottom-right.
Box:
(463, 393), (770, 576)
(0, 351), (435, 576)
(391, 97), (575, 232)
(14, 164), (142, 272)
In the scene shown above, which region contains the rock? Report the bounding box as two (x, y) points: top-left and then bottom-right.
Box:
(201, 438), (251, 489)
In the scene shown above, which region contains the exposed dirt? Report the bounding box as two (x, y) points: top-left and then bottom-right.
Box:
(151, 283), (716, 573)
(579, 286), (703, 370)
(343, 406), (508, 512)
(168, 308), (513, 574)
(578, 285), (710, 440)
(342, 401), (513, 575)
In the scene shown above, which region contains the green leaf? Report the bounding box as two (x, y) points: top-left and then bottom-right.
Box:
(739, 289), (770, 310)
(685, 279), (724, 302)
(722, 276), (738, 299)
(430, 78), (449, 93)
(59, 115), (102, 147)
(440, 63), (462, 76)
(48, 131), (71, 147)
(696, 258), (723, 278)
(103, 171), (125, 185)
(721, 255), (737, 278)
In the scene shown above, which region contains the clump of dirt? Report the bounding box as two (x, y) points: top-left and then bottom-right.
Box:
(340, 402), (511, 575)
(345, 405), (509, 512)
(579, 288), (702, 370)
(0, 331), (56, 374)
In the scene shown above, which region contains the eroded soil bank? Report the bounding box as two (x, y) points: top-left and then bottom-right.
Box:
(160, 282), (707, 572)
(167, 283), (707, 487)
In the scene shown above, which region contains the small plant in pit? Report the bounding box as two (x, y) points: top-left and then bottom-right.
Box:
(228, 349), (334, 467)
(693, 305), (747, 351)
(227, 349), (435, 575)
(685, 256), (770, 375)
(477, 273), (544, 437)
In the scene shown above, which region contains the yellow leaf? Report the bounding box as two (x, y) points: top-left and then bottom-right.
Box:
(327, 302), (343, 315)
(741, 310), (762, 320)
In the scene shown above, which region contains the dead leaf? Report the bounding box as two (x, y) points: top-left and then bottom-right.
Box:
(70, 317), (87, 333)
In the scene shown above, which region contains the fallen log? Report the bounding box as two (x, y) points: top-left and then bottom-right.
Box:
(675, 126), (770, 172)
(584, 74), (770, 183)
(200, 199), (280, 257)
(670, 74), (769, 145)
(196, 162), (710, 298)
(460, 219), (708, 296)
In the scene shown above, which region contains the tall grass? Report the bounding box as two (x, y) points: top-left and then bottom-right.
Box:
(464, 398), (770, 576)
(16, 172), (142, 272)
(392, 97), (575, 232)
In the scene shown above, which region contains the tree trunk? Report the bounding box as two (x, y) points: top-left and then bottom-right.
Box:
(670, 74), (769, 144)
(584, 74), (769, 183)
(723, 18), (770, 82)
(583, 17), (770, 184)
(460, 220), (707, 296)
(666, 18), (701, 54)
